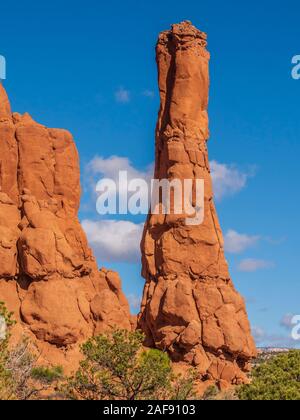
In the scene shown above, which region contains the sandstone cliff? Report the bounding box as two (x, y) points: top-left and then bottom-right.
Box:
(138, 21), (257, 386)
(0, 83), (131, 367)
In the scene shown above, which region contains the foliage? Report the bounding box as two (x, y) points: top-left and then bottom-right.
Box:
(202, 385), (219, 400)
(238, 350), (300, 400)
(3, 299), (300, 401)
(0, 301), (15, 332)
(169, 369), (197, 400)
(201, 385), (238, 401)
(64, 329), (196, 400)
(31, 366), (64, 384)
(1, 310), (195, 401)
(5, 337), (39, 400)
(0, 302), (64, 400)
(0, 301), (15, 399)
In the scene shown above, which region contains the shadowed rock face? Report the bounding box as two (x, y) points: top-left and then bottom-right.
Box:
(138, 21), (257, 386)
(0, 84), (131, 363)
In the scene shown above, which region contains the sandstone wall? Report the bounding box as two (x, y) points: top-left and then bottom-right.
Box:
(0, 84), (131, 367)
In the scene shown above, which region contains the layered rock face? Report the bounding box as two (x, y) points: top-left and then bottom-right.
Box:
(0, 84), (131, 362)
(138, 22), (256, 385)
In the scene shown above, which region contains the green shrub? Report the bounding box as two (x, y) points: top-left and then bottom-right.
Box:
(0, 302), (64, 400)
(202, 385), (219, 400)
(238, 350), (300, 400)
(64, 329), (196, 400)
(31, 366), (64, 384)
(0, 301), (15, 399)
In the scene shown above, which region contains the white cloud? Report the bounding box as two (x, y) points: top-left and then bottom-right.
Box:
(82, 219), (144, 263)
(252, 325), (300, 348)
(83, 156), (257, 263)
(224, 229), (260, 254)
(252, 326), (266, 343)
(128, 294), (141, 311)
(88, 156), (252, 204)
(280, 314), (296, 330)
(265, 335), (300, 348)
(211, 161), (254, 200)
(89, 155), (153, 181)
(87, 155), (153, 210)
(115, 87), (130, 103)
(238, 258), (275, 272)
(142, 89), (155, 98)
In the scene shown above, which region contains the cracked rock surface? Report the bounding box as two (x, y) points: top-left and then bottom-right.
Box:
(138, 21), (257, 386)
(0, 84), (132, 368)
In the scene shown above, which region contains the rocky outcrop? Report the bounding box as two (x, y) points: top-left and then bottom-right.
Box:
(138, 21), (256, 386)
(0, 84), (131, 365)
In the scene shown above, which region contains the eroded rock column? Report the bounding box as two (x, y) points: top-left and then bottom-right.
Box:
(138, 21), (256, 386)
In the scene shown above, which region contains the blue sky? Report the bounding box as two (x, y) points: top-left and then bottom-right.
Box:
(1, 0), (300, 347)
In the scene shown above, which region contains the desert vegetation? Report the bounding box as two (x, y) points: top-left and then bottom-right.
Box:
(63, 329), (196, 400)
(238, 350), (300, 400)
(0, 302), (196, 400)
(1, 302), (299, 401)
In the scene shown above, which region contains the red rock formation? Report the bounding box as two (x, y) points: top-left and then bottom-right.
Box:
(138, 21), (256, 386)
(0, 83), (131, 366)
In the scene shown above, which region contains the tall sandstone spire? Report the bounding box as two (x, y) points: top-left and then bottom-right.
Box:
(0, 83), (132, 367)
(138, 22), (256, 385)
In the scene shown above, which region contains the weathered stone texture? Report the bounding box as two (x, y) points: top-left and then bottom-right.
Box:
(138, 21), (256, 385)
(0, 84), (131, 366)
